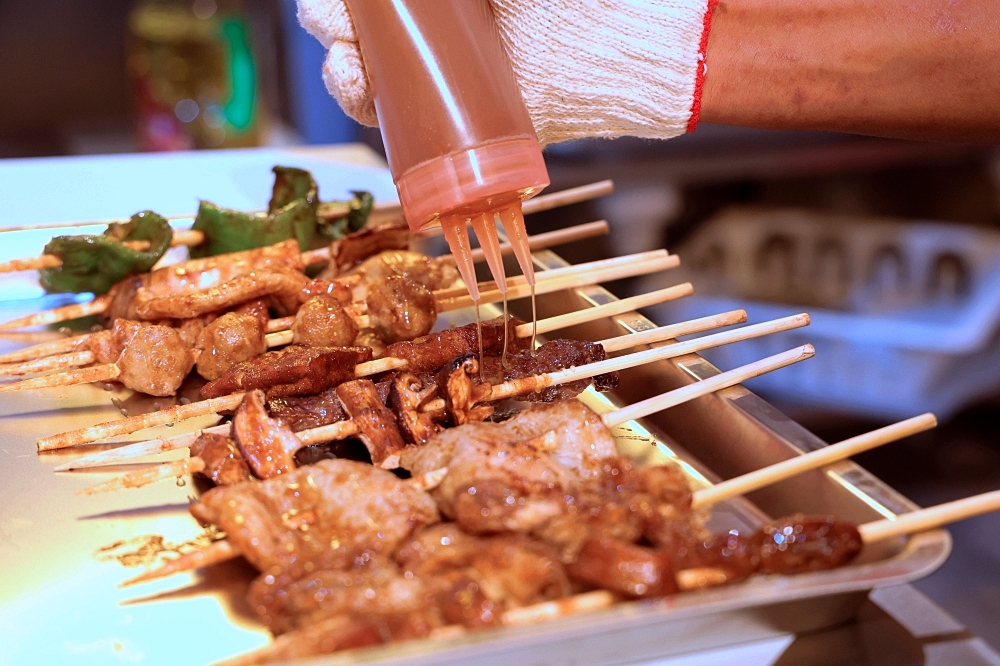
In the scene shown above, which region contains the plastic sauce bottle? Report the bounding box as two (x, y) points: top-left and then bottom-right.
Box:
(344, 0), (549, 321)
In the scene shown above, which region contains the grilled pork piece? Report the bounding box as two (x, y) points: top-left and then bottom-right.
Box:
(189, 432), (251, 486)
(200, 345), (373, 399)
(190, 458), (440, 581)
(379, 316), (528, 375)
(232, 389), (302, 478)
(335, 379), (408, 468)
(566, 538), (678, 598)
(752, 514), (863, 574)
(291, 295), (359, 348)
(492, 338), (619, 402)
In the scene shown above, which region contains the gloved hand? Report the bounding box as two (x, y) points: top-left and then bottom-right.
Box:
(297, 0), (716, 145)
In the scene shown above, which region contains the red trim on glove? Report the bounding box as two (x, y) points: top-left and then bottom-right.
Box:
(686, 0), (719, 133)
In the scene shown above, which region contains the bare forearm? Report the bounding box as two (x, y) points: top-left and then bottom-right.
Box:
(700, 0), (1000, 142)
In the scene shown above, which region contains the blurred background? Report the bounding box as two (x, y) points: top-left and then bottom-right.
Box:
(3, 0), (1000, 649)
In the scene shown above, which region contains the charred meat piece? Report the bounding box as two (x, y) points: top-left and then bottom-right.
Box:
(189, 458), (440, 580)
(201, 345), (373, 399)
(752, 514), (863, 574)
(233, 389), (302, 478)
(566, 538), (678, 598)
(501, 339), (618, 402)
(335, 379), (407, 469)
(292, 295), (359, 348)
(323, 221), (411, 276)
(388, 373), (442, 445)
(135, 267), (310, 320)
(115, 323), (195, 396)
(668, 531), (761, 587)
(268, 388), (348, 432)
(189, 432), (251, 486)
(194, 311), (269, 381)
(435, 354), (494, 425)
(366, 275), (437, 344)
(379, 316), (528, 375)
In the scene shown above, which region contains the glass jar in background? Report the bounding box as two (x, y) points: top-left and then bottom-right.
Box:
(128, 0), (262, 151)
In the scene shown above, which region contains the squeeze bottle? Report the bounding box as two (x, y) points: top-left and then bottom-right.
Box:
(343, 0), (549, 302)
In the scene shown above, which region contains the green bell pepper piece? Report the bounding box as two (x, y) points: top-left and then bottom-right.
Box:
(40, 210), (173, 295)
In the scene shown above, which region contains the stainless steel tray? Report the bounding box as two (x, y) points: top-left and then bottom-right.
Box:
(0, 232), (950, 666)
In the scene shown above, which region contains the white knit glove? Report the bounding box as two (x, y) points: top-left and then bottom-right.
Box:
(297, 0), (716, 145)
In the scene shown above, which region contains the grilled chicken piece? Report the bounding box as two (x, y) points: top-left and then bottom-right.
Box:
(335, 379), (408, 468)
(190, 458), (440, 581)
(379, 316), (528, 375)
(366, 275), (437, 344)
(292, 295), (359, 348)
(232, 389), (303, 478)
(115, 322), (195, 396)
(194, 311), (268, 380)
(200, 345), (373, 399)
(189, 432), (251, 486)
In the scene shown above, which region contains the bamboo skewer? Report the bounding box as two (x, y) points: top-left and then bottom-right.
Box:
(35, 356), (407, 452)
(0, 181), (613, 276)
(858, 489), (1000, 543)
(690, 413), (939, 510)
(56, 304), (737, 471)
(488, 313), (812, 403)
(437, 251), (680, 312)
(0, 296), (110, 331)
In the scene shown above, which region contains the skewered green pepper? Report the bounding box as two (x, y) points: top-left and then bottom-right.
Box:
(40, 211), (173, 295)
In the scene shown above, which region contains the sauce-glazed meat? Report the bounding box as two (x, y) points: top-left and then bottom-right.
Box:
(401, 400), (619, 534)
(366, 275), (437, 344)
(379, 316), (528, 375)
(267, 388), (347, 431)
(324, 222), (411, 276)
(200, 345), (372, 399)
(494, 339), (619, 402)
(189, 458), (440, 581)
(292, 295), (359, 348)
(752, 514), (863, 574)
(189, 432), (251, 486)
(194, 311), (268, 380)
(115, 323), (195, 396)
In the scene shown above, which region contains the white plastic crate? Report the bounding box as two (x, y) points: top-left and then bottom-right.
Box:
(641, 207), (1000, 420)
